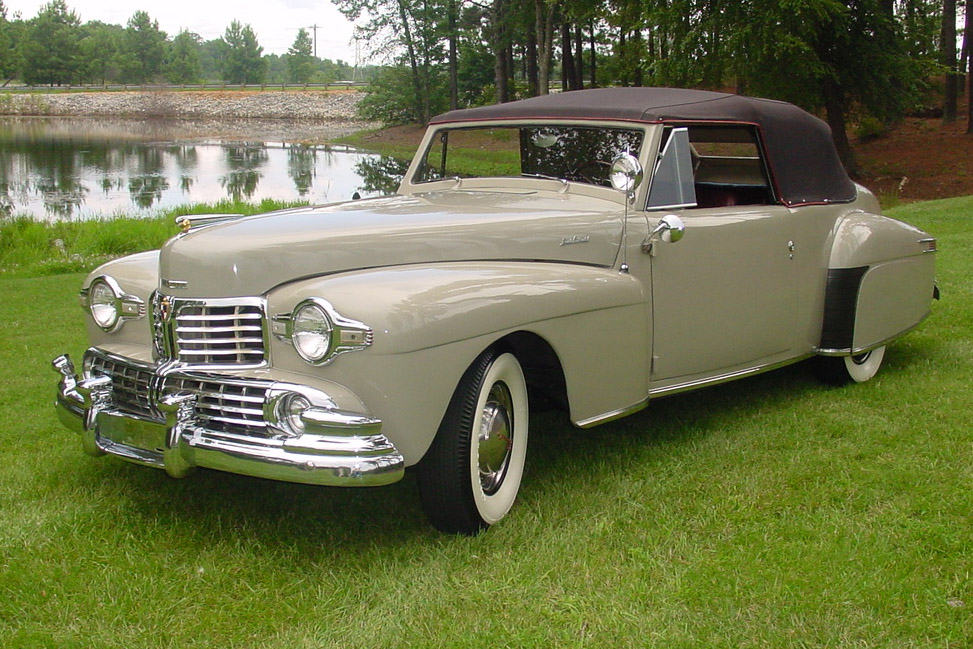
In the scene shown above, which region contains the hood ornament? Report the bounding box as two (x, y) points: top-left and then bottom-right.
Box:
(174, 213), (245, 234)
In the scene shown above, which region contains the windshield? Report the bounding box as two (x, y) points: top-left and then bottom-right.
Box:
(414, 124), (644, 188)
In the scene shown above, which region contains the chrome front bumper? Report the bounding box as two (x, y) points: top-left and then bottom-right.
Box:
(52, 353), (404, 487)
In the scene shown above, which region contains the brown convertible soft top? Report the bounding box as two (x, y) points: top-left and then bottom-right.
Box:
(429, 87), (857, 207)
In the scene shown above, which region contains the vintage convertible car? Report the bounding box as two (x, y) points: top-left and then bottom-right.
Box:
(53, 88), (938, 534)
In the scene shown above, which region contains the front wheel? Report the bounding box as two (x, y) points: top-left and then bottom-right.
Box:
(417, 349), (529, 535)
(815, 345), (887, 385)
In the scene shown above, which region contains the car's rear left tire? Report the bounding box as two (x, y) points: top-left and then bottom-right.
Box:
(815, 345), (886, 385)
(417, 349), (529, 535)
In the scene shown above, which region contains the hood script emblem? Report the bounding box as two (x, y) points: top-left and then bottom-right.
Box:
(560, 235), (590, 246)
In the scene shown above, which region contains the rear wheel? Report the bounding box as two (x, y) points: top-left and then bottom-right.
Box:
(815, 345), (886, 385)
(417, 349), (529, 535)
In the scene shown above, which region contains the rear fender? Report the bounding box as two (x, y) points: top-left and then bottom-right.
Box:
(821, 212), (936, 354)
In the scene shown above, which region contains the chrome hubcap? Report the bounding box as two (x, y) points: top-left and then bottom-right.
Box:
(478, 382), (514, 495)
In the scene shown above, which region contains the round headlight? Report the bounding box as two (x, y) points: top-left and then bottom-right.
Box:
(292, 301), (333, 363)
(89, 279), (119, 330)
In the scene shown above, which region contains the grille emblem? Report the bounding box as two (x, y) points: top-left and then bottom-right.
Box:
(152, 293), (173, 361)
(159, 295), (173, 322)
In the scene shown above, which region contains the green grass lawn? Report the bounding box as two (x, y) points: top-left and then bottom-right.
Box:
(0, 197), (970, 647)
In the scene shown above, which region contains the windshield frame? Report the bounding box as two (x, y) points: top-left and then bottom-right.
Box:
(401, 120), (653, 197)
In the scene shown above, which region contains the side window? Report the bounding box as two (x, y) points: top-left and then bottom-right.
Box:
(646, 127), (697, 210)
(685, 125), (774, 208)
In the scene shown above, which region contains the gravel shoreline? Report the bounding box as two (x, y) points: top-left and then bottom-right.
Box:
(0, 90), (379, 143)
(0, 89), (374, 124)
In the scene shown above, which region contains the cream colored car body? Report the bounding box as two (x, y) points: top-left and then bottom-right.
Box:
(54, 88), (937, 532)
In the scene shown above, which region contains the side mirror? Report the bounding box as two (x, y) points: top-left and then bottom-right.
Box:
(642, 214), (685, 254)
(610, 153), (643, 193)
(655, 214), (685, 243)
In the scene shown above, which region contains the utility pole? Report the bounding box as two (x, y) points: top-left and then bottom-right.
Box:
(352, 36), (363, 82)
(309, 24), (318, 58)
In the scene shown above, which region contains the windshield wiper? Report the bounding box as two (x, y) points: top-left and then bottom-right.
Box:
(521, 172), (566, 182)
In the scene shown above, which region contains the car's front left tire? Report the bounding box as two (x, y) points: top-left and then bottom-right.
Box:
(417, 348), (529, 535)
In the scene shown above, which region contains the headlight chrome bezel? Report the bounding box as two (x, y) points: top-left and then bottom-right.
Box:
(80, 275), (146, 332)
(292, 301), (334, 364)
(273, 297), (373, 366)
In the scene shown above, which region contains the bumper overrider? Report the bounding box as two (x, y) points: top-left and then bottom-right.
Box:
(52, 351), (404, 486)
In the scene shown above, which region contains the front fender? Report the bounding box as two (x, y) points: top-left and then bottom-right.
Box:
(267, 262), (649, 463)
(82, 250), (160, 349)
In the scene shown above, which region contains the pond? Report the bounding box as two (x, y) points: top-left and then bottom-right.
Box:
(0, 117), (409, 221)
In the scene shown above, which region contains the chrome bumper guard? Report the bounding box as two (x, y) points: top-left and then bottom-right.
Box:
(52, 354), (404, 487)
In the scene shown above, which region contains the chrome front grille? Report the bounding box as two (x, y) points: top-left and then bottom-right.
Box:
(152, 294), (268, 367)
(89, 355), (156, 420)
(174, 303), (266, 365)
(87, 353), (272, 438)
(167, 376), (269, 434)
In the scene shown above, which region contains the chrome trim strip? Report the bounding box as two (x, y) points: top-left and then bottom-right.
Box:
(815, 315), (928, 357)
(648, 354), (813, 399)
(918, 237), (938, 253)
(576, 355), (819, 427)
(575, 400), (648, 429)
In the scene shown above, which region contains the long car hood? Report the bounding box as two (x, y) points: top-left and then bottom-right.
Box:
(159, 190), (624, 297)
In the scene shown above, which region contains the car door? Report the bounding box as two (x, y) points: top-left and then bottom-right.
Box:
(642, 125), (798, 385)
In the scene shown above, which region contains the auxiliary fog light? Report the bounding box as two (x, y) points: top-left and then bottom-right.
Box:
(278, 393), (312, 436)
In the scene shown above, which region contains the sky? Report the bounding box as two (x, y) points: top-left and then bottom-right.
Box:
(5, 0), (363, 62)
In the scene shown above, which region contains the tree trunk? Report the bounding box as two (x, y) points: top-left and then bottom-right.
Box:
(942, 0), (957, 123)
(448, 0), (458, 110)
(966, 1), (973, 134)
(527, 9), (539, 96)
(561, 21), (572, 91)
(396, 0), (427, 123)
(618, 30), (628, 86)
(632, 30), (644, 87)
(535, 0), (557, 95)
(589, 19), (596, 88)
(506, 41), (515, 95)
(574, 24), (584, 89)
(493, 0), (509, 103)
(823, 79), (858, 175)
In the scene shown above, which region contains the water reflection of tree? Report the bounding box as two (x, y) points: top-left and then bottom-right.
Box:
(287, 144), (317, 196)
(127, 146), (170, 209)
(353, 155), (409, 196)
(2, 134), (91, 217)
(129, 175), (170, 209)
(168, 145), (198, 173)
(221, 142), (267, 201)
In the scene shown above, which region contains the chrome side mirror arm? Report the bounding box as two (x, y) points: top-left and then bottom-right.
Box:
(642, 214), (685, 255)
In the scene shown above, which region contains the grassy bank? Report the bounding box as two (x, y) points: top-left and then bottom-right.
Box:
(0, 196), (969, 647)
(0, 199), (305, 278)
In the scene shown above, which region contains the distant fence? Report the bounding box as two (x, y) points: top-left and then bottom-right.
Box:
(2, 81), (370, 93)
